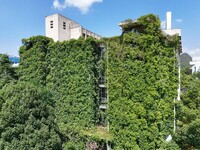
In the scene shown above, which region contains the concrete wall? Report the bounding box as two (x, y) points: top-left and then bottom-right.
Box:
(45, 14), (59, 41)
(70, 27), (82, 39)
(163, 28), (181, 36)
(57, 14), (70, 41)
(46, 14), (101, 42)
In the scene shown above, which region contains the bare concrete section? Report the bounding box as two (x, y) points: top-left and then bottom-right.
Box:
(45, 14), (101, 42)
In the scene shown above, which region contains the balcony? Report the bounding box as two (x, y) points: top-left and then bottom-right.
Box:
(99, 104), (106, 109)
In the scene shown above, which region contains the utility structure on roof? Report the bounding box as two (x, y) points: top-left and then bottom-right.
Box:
(163, 11), (182, 53)
(163, 12), (181, 36)
(118, 19), (140, 32)
(45, 14), (101, 42)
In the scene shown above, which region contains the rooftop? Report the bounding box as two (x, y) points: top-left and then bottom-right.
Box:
(118, 19), (141, 31)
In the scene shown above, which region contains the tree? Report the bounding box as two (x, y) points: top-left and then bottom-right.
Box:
(0, 54), (17, 111)
(0, 82), (62, 150)
(0, 54), (17, 89)
(18, 36), (102, 148)
(176, 72), (200, 149)
(18, 36), (53, 85)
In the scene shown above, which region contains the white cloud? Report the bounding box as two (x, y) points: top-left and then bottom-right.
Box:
(161, 21), (166, 29)
(183, 48), (200, 57)
(176, 19), (183, 23)
(53, 0), (65, 10)
(53, 0), (103, 14)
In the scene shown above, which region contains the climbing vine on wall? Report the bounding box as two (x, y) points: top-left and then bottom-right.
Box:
(46, 37), (101, 128)
(106, 14), (179, 149)
(18, 36), (102, 148)
(13, 14), (181, 149)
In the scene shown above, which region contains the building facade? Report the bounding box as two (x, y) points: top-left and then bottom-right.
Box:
(190, 57), (200, 73)
(163, 11), (182, 53)
(45, 14), (101, 42)
(163, 11), (182, 102)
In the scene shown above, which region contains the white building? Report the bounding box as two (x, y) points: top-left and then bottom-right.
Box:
(163, 12), (182, 102)
(45, 14), (101, 42)
(190, 57), (200, 73)
(163, 12), (182, 39)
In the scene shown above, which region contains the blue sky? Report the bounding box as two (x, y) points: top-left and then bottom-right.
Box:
(0, 0), (199, 57)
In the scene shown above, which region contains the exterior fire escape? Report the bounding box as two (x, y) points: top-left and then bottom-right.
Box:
(99, 44), (107, 126)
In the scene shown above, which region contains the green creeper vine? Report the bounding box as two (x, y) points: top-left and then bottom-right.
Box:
(106, 14), (179, 149)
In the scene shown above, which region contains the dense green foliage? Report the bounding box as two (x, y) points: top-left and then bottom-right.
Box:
(176, 72), (200, 149)
(46, 38), (101, 128)
(0, 82), (62, 150)
(19, 36), (101, 129)
(19, 36), (53, 85)
(0, 54), (17, 89)
(17, 36), (102, 148)
(1, 13), (197, 150)
(0, 54), (17, 111)
(106, 14), (179, 149)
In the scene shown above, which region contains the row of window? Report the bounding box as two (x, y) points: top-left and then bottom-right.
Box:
(50, 21), (66, 30)
(50, 21), (53, 28)
(63, 22), (66, 29)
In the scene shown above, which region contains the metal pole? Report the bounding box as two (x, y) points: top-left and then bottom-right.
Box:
(177, 53), (181, 101)
(106, 44), (111, 150)
(174, 98), (176, 133)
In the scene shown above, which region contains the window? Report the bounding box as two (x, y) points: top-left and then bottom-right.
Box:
(50, 21), (53, 28)
(99, 75), (105, 84)
(63, 22), (66, 30)
(100, 87), (106, 103)
(82, 33), (86, 38)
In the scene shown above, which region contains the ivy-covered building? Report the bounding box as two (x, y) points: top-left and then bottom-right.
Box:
(10, 12), (183, 149)
(105, 12), (182, 149)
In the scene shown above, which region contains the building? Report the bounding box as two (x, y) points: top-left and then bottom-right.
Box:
(190, 57), (200, 73)
(45, 14), (101, 42)
(163, 12), (182, 53)
(45, 14), (106, 119)
(118, 12), (182, 134)
(162, 11), (182, 103)
(163, 12), (181, 36)
(119, 12), (182, 50)
(118, 11), (182, 102)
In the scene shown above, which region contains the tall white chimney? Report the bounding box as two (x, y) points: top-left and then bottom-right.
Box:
(166, 11), (172, 30)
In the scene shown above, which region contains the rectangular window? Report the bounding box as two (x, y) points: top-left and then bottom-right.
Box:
(50, 21), (53, 28)
(99, 75), (105, 84)
(63, 22), (66, 30)
(100, 87), (107, 101)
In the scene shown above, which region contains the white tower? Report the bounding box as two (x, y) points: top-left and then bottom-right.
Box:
(166, 11), (172, 30)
